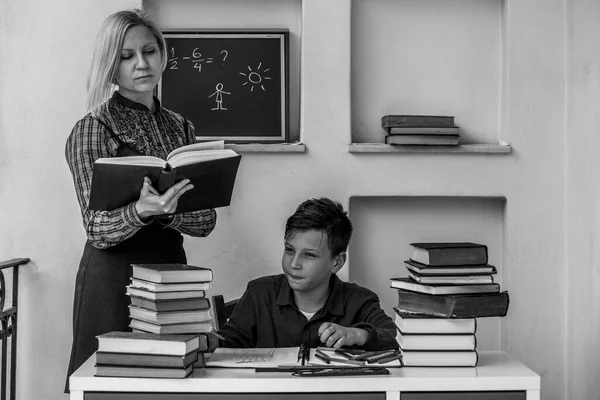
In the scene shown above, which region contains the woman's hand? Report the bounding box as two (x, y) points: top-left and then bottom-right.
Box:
(134, 177), (194, 221)
(318, 322), (368, 349)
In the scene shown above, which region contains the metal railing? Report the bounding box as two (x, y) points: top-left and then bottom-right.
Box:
(0, 258), (29, 400)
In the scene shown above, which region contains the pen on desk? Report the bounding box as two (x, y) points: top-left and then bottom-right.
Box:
(334, 349), (354, 359)
(211, 330), (227, 342)
(365, 350), (396, 363)
(375, 351), (402, 364)
(314, 352), (330, 364)
(315, 348), (365, 366)
(352, 350), (392, 361)
(315, 348), (329, 359)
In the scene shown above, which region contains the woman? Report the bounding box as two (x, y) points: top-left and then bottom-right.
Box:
(64, 9), (217, 390)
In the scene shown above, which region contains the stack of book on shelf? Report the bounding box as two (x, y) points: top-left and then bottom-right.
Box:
(390, 242), (509, 367)
(95, 331), (203, 378)
(126, 263), (214, 336)
(381, 115), (460, 146)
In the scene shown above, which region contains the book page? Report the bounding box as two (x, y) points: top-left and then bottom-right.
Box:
(95, 156), (166, 167)
(167, 140), (225, 160)
(167, 149), (237, 168)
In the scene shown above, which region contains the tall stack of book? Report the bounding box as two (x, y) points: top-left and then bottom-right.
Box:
(95, 331), (202, 378)
(381, 115), (460, 146)
(390, 242), (509, 367)
(125, 263), (214, 367)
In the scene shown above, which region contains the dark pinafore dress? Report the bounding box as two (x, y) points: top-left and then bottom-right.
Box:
(65, 134), (187, 392)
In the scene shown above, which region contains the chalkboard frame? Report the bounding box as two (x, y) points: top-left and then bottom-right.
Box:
(159, 30), (290, 143)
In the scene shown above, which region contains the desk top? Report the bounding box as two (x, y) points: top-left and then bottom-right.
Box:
(70, 350), (540, 393)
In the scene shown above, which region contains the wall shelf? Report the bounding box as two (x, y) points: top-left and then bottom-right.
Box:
(225, 142), (306, 153)
(348, 143), (512, 154)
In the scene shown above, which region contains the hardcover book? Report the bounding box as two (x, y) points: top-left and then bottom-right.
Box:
(120, 331), (211, 352)
(129, 296), (210, 312)
(393, 308), (477, 334)
(381, 115), (455, 129)
(132, 263), (213, 284)
(395, 289), (510, 318)
(96, 351), (199, 368)
(130, 277), (211, 293)
(404, 259), (497, 276)
(387, 127), (459, 135)
(396, 331), (476, 351)
(406, 270), (494, 285)
(94, 364), (193, 378)
(96, 331), (199, 356)
(130, 318), (213, 334)
(399, 350), (478, 367)
(88, 140), (242, 214)
(385, 134), (459, 146)
(390, 277), (500, 295)
(126, 286), (206, 301)
(410, 242), (488, 266)
(128, 305), (212, 325)
(385, 134), (458, 146)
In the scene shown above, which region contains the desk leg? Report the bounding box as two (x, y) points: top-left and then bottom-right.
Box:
(386, 391), (400, 400)
(526, 389), (540, 400)
(70, 390), (84, 400)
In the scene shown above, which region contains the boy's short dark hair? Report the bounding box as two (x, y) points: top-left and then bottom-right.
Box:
(285, 198), (353, 257)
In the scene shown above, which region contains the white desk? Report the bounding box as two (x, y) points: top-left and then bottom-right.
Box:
(70, 351), (540, 400)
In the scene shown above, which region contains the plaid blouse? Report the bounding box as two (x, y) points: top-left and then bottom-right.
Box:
(65, 92), (216, 249)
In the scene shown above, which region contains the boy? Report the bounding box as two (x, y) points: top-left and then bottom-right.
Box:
(217, 198), (398, 350)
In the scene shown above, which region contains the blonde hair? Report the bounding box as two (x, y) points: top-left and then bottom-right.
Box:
(86, 9), (167, 115)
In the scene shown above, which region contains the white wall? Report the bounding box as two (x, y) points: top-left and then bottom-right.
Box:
(349, 196), (506, 351)
(0, 0), (596, 399)
(565, 0), (600, 399)
(0, 2), (142, 400)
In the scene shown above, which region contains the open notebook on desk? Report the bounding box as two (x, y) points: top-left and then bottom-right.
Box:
(205, 347), (402, 368)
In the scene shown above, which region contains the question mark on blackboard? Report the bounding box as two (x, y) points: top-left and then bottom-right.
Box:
(221, 50), (228, 65)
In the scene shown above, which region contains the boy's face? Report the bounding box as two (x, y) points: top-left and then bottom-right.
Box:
(282, 229), (345, 294)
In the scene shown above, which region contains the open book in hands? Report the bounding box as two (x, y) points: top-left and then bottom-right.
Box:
(88, 140), (241, 214)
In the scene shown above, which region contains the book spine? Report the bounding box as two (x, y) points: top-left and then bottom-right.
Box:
(157, 168), (178, 194)
(450, 292), (509, 318)
(381, 116), (455, 128)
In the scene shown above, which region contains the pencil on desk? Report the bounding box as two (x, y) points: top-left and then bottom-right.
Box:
(353, 350), (392, 361)
(316, 348), (365, 366)
(314, 352), (330, 364)
(366, 350), (397, 363)
(375, 351), (402, 364)
(334, 349), (354, 359)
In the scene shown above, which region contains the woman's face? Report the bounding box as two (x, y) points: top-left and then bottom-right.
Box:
(115, 25), (163, 105)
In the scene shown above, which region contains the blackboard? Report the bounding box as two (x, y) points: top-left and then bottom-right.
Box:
(159, 31), (289, 143)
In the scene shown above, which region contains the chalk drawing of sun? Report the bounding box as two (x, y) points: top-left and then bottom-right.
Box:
(239, 62), (271, 92)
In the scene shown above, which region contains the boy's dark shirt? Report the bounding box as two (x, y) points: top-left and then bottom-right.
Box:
(218, 274), (398, 350)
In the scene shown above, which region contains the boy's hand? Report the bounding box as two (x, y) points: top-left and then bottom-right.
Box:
(207, 332), (220, 352)
(318, 322), (368, 349)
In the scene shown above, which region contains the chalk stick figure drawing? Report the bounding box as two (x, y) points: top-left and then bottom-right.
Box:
(240, 62), (271, 92)
(208, 83), (230, 110)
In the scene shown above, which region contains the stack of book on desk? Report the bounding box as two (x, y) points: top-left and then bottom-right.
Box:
(381, 115), (460, 146)
(126, 263), (214, 335)
(125, 263), (214, 367)
(95, 331), (202, 378)
(390, 242), (509, 367)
